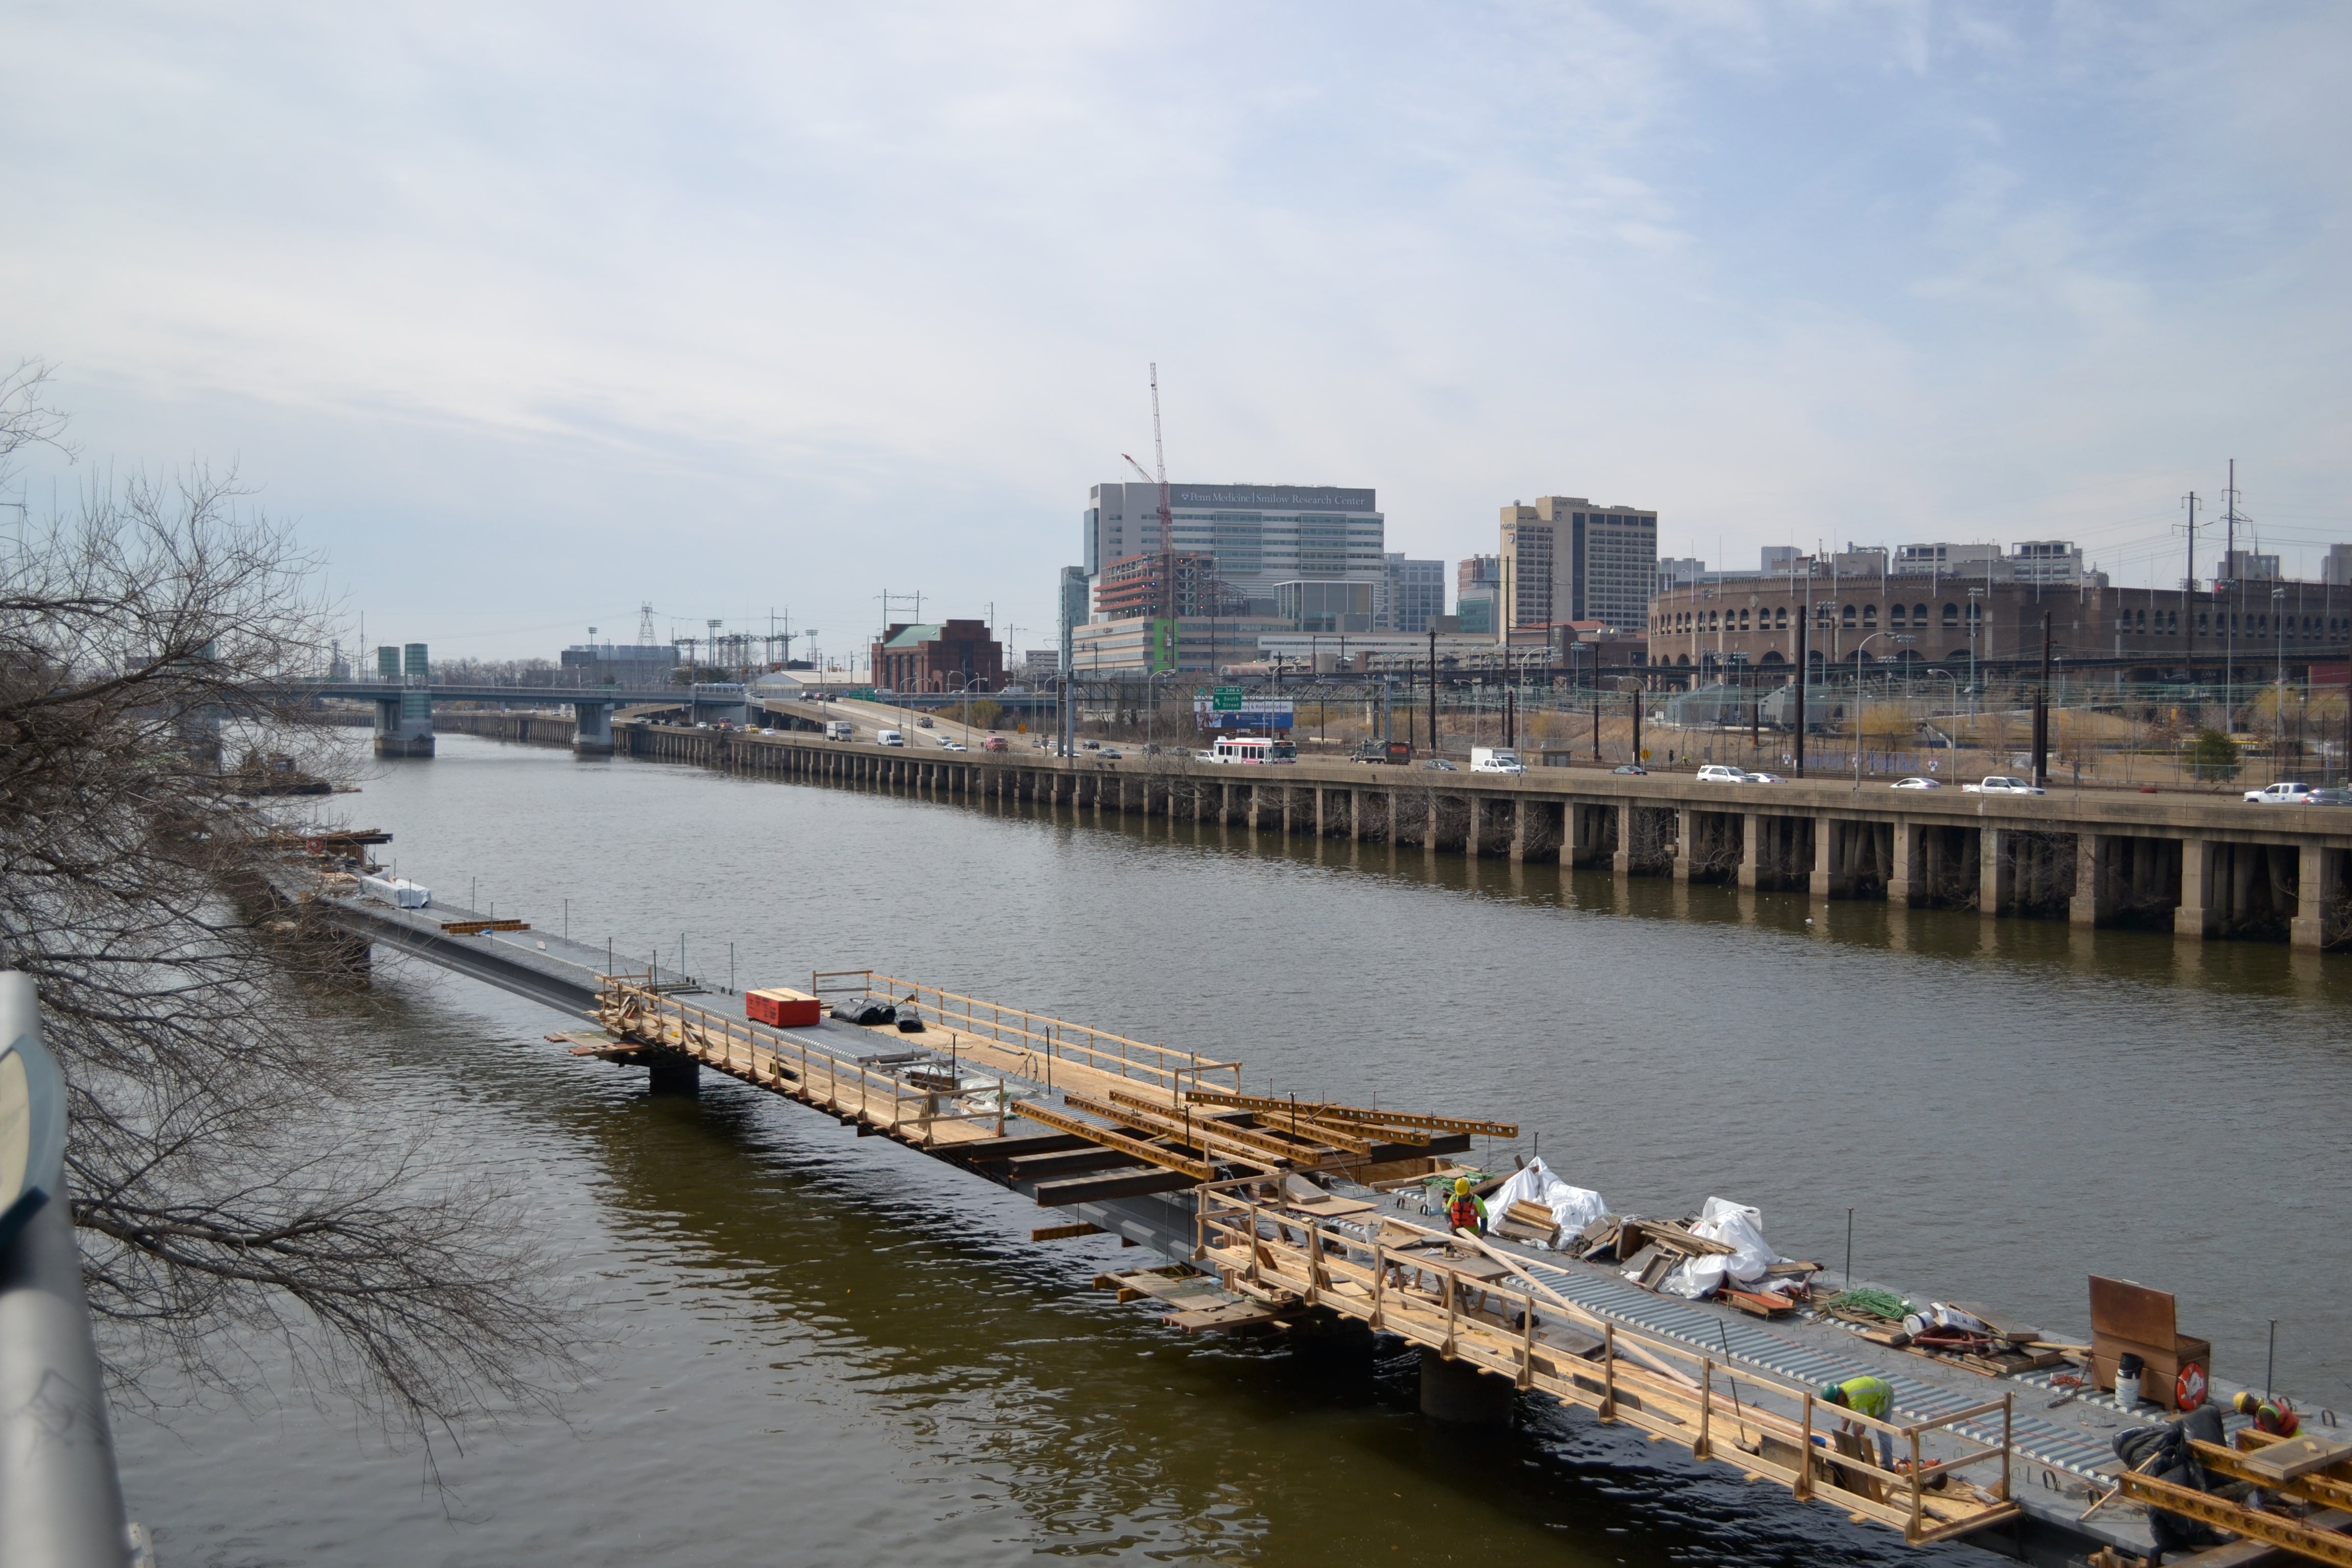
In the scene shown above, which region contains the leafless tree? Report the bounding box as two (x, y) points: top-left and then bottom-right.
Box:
(0, 363), (584, 1467)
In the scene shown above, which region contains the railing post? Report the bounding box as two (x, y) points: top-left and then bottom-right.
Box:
(1797, 1393), (1815, 1499)
(1517, 1290), (1535, 1389)
(1907, 1427), (1924, 1541)
(1306, 1222), (1321, 1306)
(1999, 1393), (2013, 1501)
(1443, 1268), (1458, 1359)
(1697, 1358), (1712, 1460)
(1370, 1243), (1385, 1329)
(1601, 1324), (1616, 1419)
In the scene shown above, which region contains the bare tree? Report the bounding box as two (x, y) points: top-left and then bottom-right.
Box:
(0, 364), (583, 1465)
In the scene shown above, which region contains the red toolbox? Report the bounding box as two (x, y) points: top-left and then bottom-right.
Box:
(745, 987), (822, 1027)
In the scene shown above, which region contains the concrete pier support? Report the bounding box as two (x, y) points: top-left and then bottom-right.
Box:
(571, 699), (615, 757)
(2176, 837), (2218, 939)
(2293, 843), (2341, 949)
(1738, 812), (1762, 889)
(646, 1053), (700, 1094)
(1418, 1348), (1514, 1426)
(2070, 834), (2108, 926)
(1979, 828), (2014, 919)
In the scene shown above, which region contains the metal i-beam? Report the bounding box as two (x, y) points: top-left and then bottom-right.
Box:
(1009, 1101), (1213, 1181)
(1181, 1089), (1518, 1140)
(1084, 1091), (1331, 1167)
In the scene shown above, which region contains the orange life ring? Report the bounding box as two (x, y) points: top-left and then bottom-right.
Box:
(2176, 1362), (2208, 1411)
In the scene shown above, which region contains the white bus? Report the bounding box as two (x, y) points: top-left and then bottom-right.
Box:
(1210, 736), (1296, 765)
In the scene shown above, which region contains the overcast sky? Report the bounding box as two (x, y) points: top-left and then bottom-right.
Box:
(5, 2), (2347, 661)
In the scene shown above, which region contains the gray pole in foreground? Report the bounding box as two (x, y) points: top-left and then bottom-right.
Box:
(0, 971), (137, 1568)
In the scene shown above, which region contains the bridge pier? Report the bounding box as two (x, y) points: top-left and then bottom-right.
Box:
(572, 699), (614, 758)
(646, 1052), (700, 1094)
(1418, 1348), (1514, 1426)
(370, 644), (435, 757)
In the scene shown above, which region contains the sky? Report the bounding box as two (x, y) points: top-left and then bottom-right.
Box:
(4, 1), (2348, 662)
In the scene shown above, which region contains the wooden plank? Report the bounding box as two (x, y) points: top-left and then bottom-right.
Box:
(1166, 1298), (1289, 1332)
(1031, 1168), (1200, 1206)
(1942, 1300), (2043, 1343)
(1004, 1148), (1155, 1180)
(2237, 1434), (2352, 1484)
(1032, 1222), (1105, 1242)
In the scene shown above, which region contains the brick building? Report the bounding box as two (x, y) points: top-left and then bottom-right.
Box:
(1645, 573), (2352, 682)
(870, 620), (1004, 694)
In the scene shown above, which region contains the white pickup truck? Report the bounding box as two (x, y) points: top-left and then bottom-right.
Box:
(1963, 775), (2046, 795)
(1470, 747), (1526, 774)
(2245, 781), (2314, 804)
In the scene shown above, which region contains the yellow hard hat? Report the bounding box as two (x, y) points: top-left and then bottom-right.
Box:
(1454, 1177), (1472, 1196)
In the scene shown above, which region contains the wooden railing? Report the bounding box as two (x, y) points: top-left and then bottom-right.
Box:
(1191, 1189), (2017, 1548)
(840, 972), (1243, 1099)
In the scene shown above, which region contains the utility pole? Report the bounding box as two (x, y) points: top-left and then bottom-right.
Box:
(2182, 489), (2201, 682)
(1427, 626), (1438, 754)
(1794, 603), (1808, 778)
(2223, 460), (2241, 718)
(2032, 610), (2052, 788)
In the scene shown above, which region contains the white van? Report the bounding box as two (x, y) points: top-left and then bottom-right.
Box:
(1470, 747), (1525, 774)
(824, 720), (853, 741)
(877, 729), (905, 747)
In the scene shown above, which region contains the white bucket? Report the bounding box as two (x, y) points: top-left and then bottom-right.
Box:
(2115, 1370), (2142, 1405)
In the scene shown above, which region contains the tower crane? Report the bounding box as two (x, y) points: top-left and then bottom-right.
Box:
(1120, 363), (1179, 644)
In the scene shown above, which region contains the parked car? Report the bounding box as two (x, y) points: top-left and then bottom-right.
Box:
(1611, 763), (1647, 775)
(1695, 765), (1749, 784)
(1891, 776), (1943, 790)
(914, 716), (933, 728)
(2304, 787), (2352, 806)
(2245, 781), (2315, 804)
(1420, 758), (1459, 771)
(1963, 775), (2046, 795)
(981, 736), (1008, 752)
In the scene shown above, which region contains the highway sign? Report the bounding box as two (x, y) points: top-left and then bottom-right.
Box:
(1212, 687), (1243, 710)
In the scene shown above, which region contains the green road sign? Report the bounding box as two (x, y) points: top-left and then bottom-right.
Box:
(1212, 687), (1243, 711)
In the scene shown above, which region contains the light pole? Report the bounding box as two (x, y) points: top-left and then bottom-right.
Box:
(2274, 586), (2288, 778)
(1848, 632), (1901, 789)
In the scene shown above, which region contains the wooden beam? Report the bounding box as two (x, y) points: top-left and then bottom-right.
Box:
(2117, 1473), (2352, 1567)
(948, 1131), (1093, 1163)
(1005, 1148), (1153, 1180)
(1032, 1222), (1105, 1241)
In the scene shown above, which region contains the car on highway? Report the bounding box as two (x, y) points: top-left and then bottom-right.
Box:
(877, 729), (905, 747)
(1695, 765), (1750, 783)
(1420, 758), (1458, 771)
(914, 716), (933, 728)
(981, 736), (1008, 752)
(1611, 763), (1647, 775)
(1891, 776), (1943, 790)
(1097, 747), (1124, 760)
(1962, 775), (2046, 795)
(2245, 781), (2315, 804)
(936, 738), (965, 751)
(2304, 787), (2352, 806)
(1746, 771), (1785, 784)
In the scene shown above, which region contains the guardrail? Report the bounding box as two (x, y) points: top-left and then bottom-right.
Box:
(852, 972), (1243, 1098)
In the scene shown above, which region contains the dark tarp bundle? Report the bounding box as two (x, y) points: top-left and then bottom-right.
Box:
(830, 999), (897, 1026)
(2114, 1404), (2227, 1556)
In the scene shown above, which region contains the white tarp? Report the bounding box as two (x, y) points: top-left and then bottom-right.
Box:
(1657, 1196), (1776, 1298)
(360, 874), (431, 909)
(1481, 1157), (1606, 1250)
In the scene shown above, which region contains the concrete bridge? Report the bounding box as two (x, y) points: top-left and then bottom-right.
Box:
(608, 723), (2351, 950)
(307, 679), (722, 757)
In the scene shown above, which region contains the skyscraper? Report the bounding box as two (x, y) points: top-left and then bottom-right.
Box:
(1498, 496), (1657, 635)
(1083, 482), (1385, 622)
(1380, 554), (1445, 633)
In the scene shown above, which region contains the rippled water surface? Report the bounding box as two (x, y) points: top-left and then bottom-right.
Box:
(116, 734), (2352, 1565)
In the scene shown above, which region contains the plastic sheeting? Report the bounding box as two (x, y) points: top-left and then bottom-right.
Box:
(1481, 1157), (1606, 1250)
(1657, 1196), (1777, 1298)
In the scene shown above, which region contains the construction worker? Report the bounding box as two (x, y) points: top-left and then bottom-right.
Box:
(1446, 1177), (1487, 1235)
(1821, 1375), (1896, 1467)
(2234, 1390), (2300, 1436)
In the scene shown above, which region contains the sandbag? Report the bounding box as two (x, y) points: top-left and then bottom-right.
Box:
(1481, 1157), (1606, 1249)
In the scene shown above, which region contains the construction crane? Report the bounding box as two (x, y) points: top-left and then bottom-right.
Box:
(1120, 363), (1179, 640)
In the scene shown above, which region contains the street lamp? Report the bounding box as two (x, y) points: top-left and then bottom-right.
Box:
(2274, 586), (2288, 778)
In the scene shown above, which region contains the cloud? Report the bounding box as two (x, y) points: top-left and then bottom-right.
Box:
(1, 0), (2344, 653)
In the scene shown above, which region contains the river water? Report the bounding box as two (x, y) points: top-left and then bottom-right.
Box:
(116, 734), (2352, 1566)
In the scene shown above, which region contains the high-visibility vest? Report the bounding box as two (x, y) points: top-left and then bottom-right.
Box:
(1448, 1194), (1482, 1231)
(1837, 1375), (1893, 1420)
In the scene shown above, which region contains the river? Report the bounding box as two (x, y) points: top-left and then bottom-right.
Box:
(115, 733), (2352, 1566)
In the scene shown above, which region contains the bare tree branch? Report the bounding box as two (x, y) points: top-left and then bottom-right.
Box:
(0, 370), (589, 1469)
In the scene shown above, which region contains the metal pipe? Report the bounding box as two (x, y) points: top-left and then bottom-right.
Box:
(0, 971), (137, 1568)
